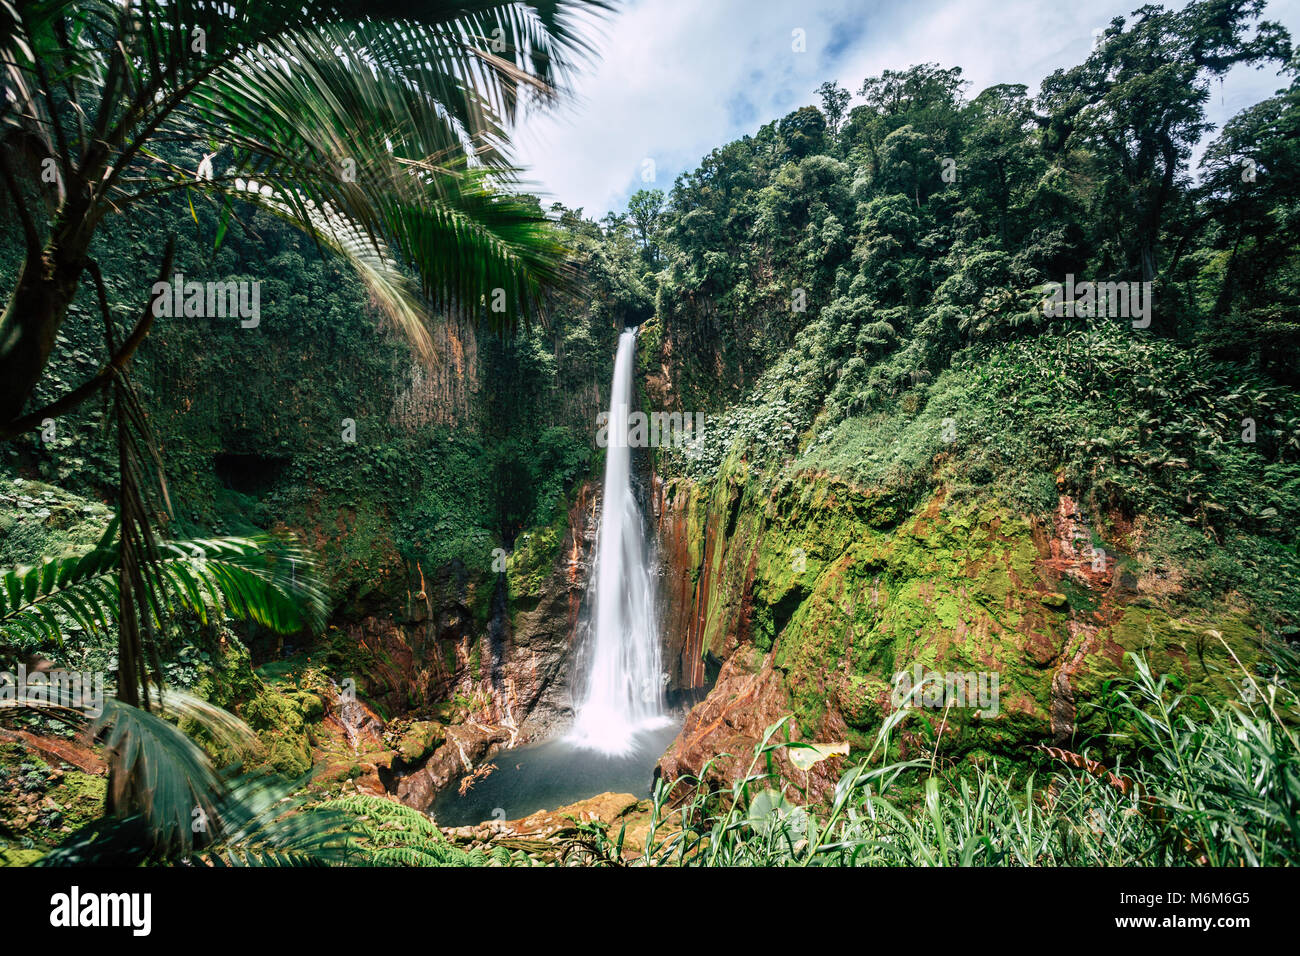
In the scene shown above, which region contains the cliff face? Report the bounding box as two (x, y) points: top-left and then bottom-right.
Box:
(652, 473), (713, 694)
(650, 455), (1265, 803)
(385, 480), (598, 810)
(387, 314), (481, 432)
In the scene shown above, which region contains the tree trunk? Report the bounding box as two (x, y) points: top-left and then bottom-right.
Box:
(0, 194), (97, 428)
(1213, 229), (1243, 317)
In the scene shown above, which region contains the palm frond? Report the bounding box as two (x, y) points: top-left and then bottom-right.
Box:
(94, 694), (227, 847)
(163, 19), (578, 343)
(39, 768), (361, 866)
(38, 694), (358, 865)
(194, 773), (359, 867)
(4, 1), (605, 346)
(0, 527), (326, 651)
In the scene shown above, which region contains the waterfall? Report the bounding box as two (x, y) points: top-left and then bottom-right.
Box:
(569, 327), (668, 755)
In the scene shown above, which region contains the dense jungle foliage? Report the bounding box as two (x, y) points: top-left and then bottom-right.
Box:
(645, 4), (1300, 633)
(2, 0), (1299, 868)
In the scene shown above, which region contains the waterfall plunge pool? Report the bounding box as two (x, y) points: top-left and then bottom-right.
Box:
(430, 720), (682, 828)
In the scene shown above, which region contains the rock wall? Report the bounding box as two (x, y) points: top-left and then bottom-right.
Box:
(384, 481), (599, 810)
(652, 456), (1266, 803)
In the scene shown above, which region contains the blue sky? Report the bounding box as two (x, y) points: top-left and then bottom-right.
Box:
(511, 0), (1300, 218)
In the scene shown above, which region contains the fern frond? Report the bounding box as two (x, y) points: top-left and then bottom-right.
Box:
(0, 532), (325, 650)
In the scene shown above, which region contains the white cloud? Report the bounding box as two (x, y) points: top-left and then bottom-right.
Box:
(512, 0), (1299, 217)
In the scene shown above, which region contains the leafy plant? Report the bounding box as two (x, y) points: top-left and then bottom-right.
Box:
(315, 793), (488, 867)
(625, 650), (1299, 867)
(1, 518), (325, 653)
(36, 691), (357, 865)
(0, 0), (609, 433)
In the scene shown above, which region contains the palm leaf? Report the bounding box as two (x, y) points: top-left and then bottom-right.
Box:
(165, 19), (579, 345)
(38, 692), (358, 865)
(93, 693), (236, 849)
(3, 0), (608, 359)
(194, 773), (359, 867)
(38, 743), (360, 866)
(0, 530), (326, 651)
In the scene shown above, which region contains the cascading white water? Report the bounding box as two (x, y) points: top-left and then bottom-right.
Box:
(569, 328), (668, 755)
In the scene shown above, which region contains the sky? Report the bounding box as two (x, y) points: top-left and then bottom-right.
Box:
(510, 0), (1300, 218)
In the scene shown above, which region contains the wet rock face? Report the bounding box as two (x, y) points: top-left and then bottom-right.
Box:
(325, 476), (600, 746)
(481, 480), (599, 741)
(655, 646), (847, 804)
(501, 511), (590, 741)
(651, 461), (1266, 801)
(653, 474), (713, 694)
(312, 687), (391, 796)
(375, 482), (599, 809)
(395, 723), (511, 811)
(329, 615), (436, 717)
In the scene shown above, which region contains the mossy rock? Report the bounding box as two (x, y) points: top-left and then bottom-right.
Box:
(284, 689), (326, 722)
(184, 637), (321, 777)
(0, 846), (45, 866)
(0, 743), (106, 858)
(507, 502), (572, 605)
(0, 476), (113, 567)
(238, 685), (317, 776)
(394, 720), (445, 763)
(671, 459), (1272, 762)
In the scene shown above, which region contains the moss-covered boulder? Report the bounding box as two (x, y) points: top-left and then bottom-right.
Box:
(184, 638), (324, 777)
(392, 720), (446, 764)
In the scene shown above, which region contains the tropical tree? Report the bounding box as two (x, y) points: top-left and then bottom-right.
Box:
(815, 80), (850, 137)
(1, 1), (610, 855)
(1036, 0), (1290, 286)
(1195, 58), (1300, 377)
(0, 488), (334, 844)
(624, 187), (663, 264)
(1, 520), (324, 661)
(844, 63), (966, 180)
(0, 0), (609, 436)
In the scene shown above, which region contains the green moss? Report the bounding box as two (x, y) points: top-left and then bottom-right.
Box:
(0, 476), (113, 567)
(672, 454), (1268, 760)
(239, 686), (317, 776)
(0, 742), (106, 862)
(392, 720), (445, 763)
(1107, 606), (1262, 699)
(508, 500), (571, 605)
(0, 846), (45, 866)
(185, 639), (321, 777)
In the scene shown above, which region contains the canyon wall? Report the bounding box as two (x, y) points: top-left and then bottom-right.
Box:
(650, 455), (1266, 803)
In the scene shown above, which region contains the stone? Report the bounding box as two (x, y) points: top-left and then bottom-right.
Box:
(505, 791), (641, 838)
(394, 721), (445, 764)
(395, 722), (509, 811)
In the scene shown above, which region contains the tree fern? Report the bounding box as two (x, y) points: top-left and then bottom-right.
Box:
(369, 844), (487, 867)
(315, 793), (489, 867)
